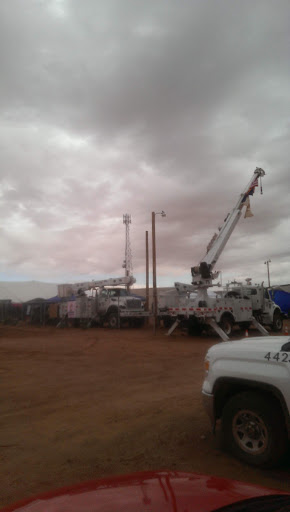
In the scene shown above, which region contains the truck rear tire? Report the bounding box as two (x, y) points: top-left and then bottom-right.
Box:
(219, 315), (233, 337)
(221, 391), (287, 467)
(272, 310), (283, 332)
(108, 312), (119, 329)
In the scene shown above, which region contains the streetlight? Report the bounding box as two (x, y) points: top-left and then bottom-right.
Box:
(264, 259), (271, 287)
(152, 211), (166, 334)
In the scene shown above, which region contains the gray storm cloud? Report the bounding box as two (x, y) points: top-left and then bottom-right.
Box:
(0, 0), (289, 286)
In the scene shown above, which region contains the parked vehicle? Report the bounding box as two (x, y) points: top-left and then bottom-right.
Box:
(1, 470), (289, 512)
(216, 280), (283, 333)
(202, 335), (290, 467)
(269, 287), (290, 318)
(165, 168), (283, 340)
(58, 276), (148, 328)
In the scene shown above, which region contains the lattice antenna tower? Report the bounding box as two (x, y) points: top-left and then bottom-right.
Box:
(122, 214), (133, 279)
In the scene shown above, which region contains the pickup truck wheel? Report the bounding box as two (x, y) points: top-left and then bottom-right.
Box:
(222, 391), (287, 467)
(220, 315), (233, 337)
(272, 310), (283, 332)
(108, 312), (119, 329)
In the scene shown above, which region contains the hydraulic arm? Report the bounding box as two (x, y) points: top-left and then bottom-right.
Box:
(191, 167), (265, 288)
(58, 275), (136, 297)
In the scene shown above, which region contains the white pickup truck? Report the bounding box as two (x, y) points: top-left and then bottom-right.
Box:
(202, 335), (290, 467)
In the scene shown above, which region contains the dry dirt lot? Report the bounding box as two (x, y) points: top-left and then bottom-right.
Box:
(0, 322), (290, 507)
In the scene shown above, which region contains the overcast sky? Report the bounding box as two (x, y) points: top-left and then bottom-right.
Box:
(0, 0), (289, 290)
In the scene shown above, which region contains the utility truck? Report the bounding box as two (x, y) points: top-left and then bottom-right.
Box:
(202, 335), (290, 467)
(221, 279), (283, 332)
(58, 276), (148, 328)
(166, 168), (283, 340)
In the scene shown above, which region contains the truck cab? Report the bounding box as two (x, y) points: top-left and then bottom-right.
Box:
(98, 287), (143, 313)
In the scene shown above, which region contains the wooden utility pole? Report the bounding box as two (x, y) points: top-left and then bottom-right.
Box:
(145, 231), (149, 313)
(152, 212), (157, 334)
(152, 211), (166, 334)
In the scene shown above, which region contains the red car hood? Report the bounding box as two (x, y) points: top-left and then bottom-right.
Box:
(1, 471), (288, 512)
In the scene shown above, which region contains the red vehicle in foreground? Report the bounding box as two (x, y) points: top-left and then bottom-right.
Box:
(1, 471), (289, 512)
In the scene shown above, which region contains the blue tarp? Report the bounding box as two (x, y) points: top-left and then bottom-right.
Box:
(45, 295), (62, 303)
(269, 290), (290, 317)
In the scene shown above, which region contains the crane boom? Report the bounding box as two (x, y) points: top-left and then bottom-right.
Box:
(202, 167), (265, 269)
(58, 275), (136, 298)
(191, 167), (265, 287)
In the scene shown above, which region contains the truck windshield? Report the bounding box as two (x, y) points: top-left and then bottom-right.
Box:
(108, 289), (128, 297)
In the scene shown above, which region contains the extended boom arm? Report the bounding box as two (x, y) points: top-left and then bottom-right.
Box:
(191, 167), (265, 287)
(58, 275), (136, 298)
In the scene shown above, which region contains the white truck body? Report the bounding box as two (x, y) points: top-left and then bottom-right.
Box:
(168, 294), (253, 323)
(166, 284), (282, 339)
(221, 282), (283, 327)
(57, 276), (149, 328)
(202, 335), (290, 466)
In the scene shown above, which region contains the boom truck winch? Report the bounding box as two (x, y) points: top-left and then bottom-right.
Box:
(166, 167), (283, 340)
(57, 275), (149, 328)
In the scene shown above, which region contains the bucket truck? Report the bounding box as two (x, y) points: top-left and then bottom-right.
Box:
(166, 168), (283, 340)
(57, 276), (148, 328)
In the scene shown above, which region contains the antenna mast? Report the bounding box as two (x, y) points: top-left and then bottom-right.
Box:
(122, 214), (133, 286)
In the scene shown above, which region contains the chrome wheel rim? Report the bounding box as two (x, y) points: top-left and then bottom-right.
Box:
(232, 409), (269, 455)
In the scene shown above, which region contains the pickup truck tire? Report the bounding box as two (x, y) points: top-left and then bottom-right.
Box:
(272, 310), (283, 332)
(219, 315), (233, 337)
(108, 312), (119, 329)
(221, 391), (288, 467)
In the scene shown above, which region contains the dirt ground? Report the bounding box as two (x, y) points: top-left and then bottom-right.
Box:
(0, 321), (290, 507)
